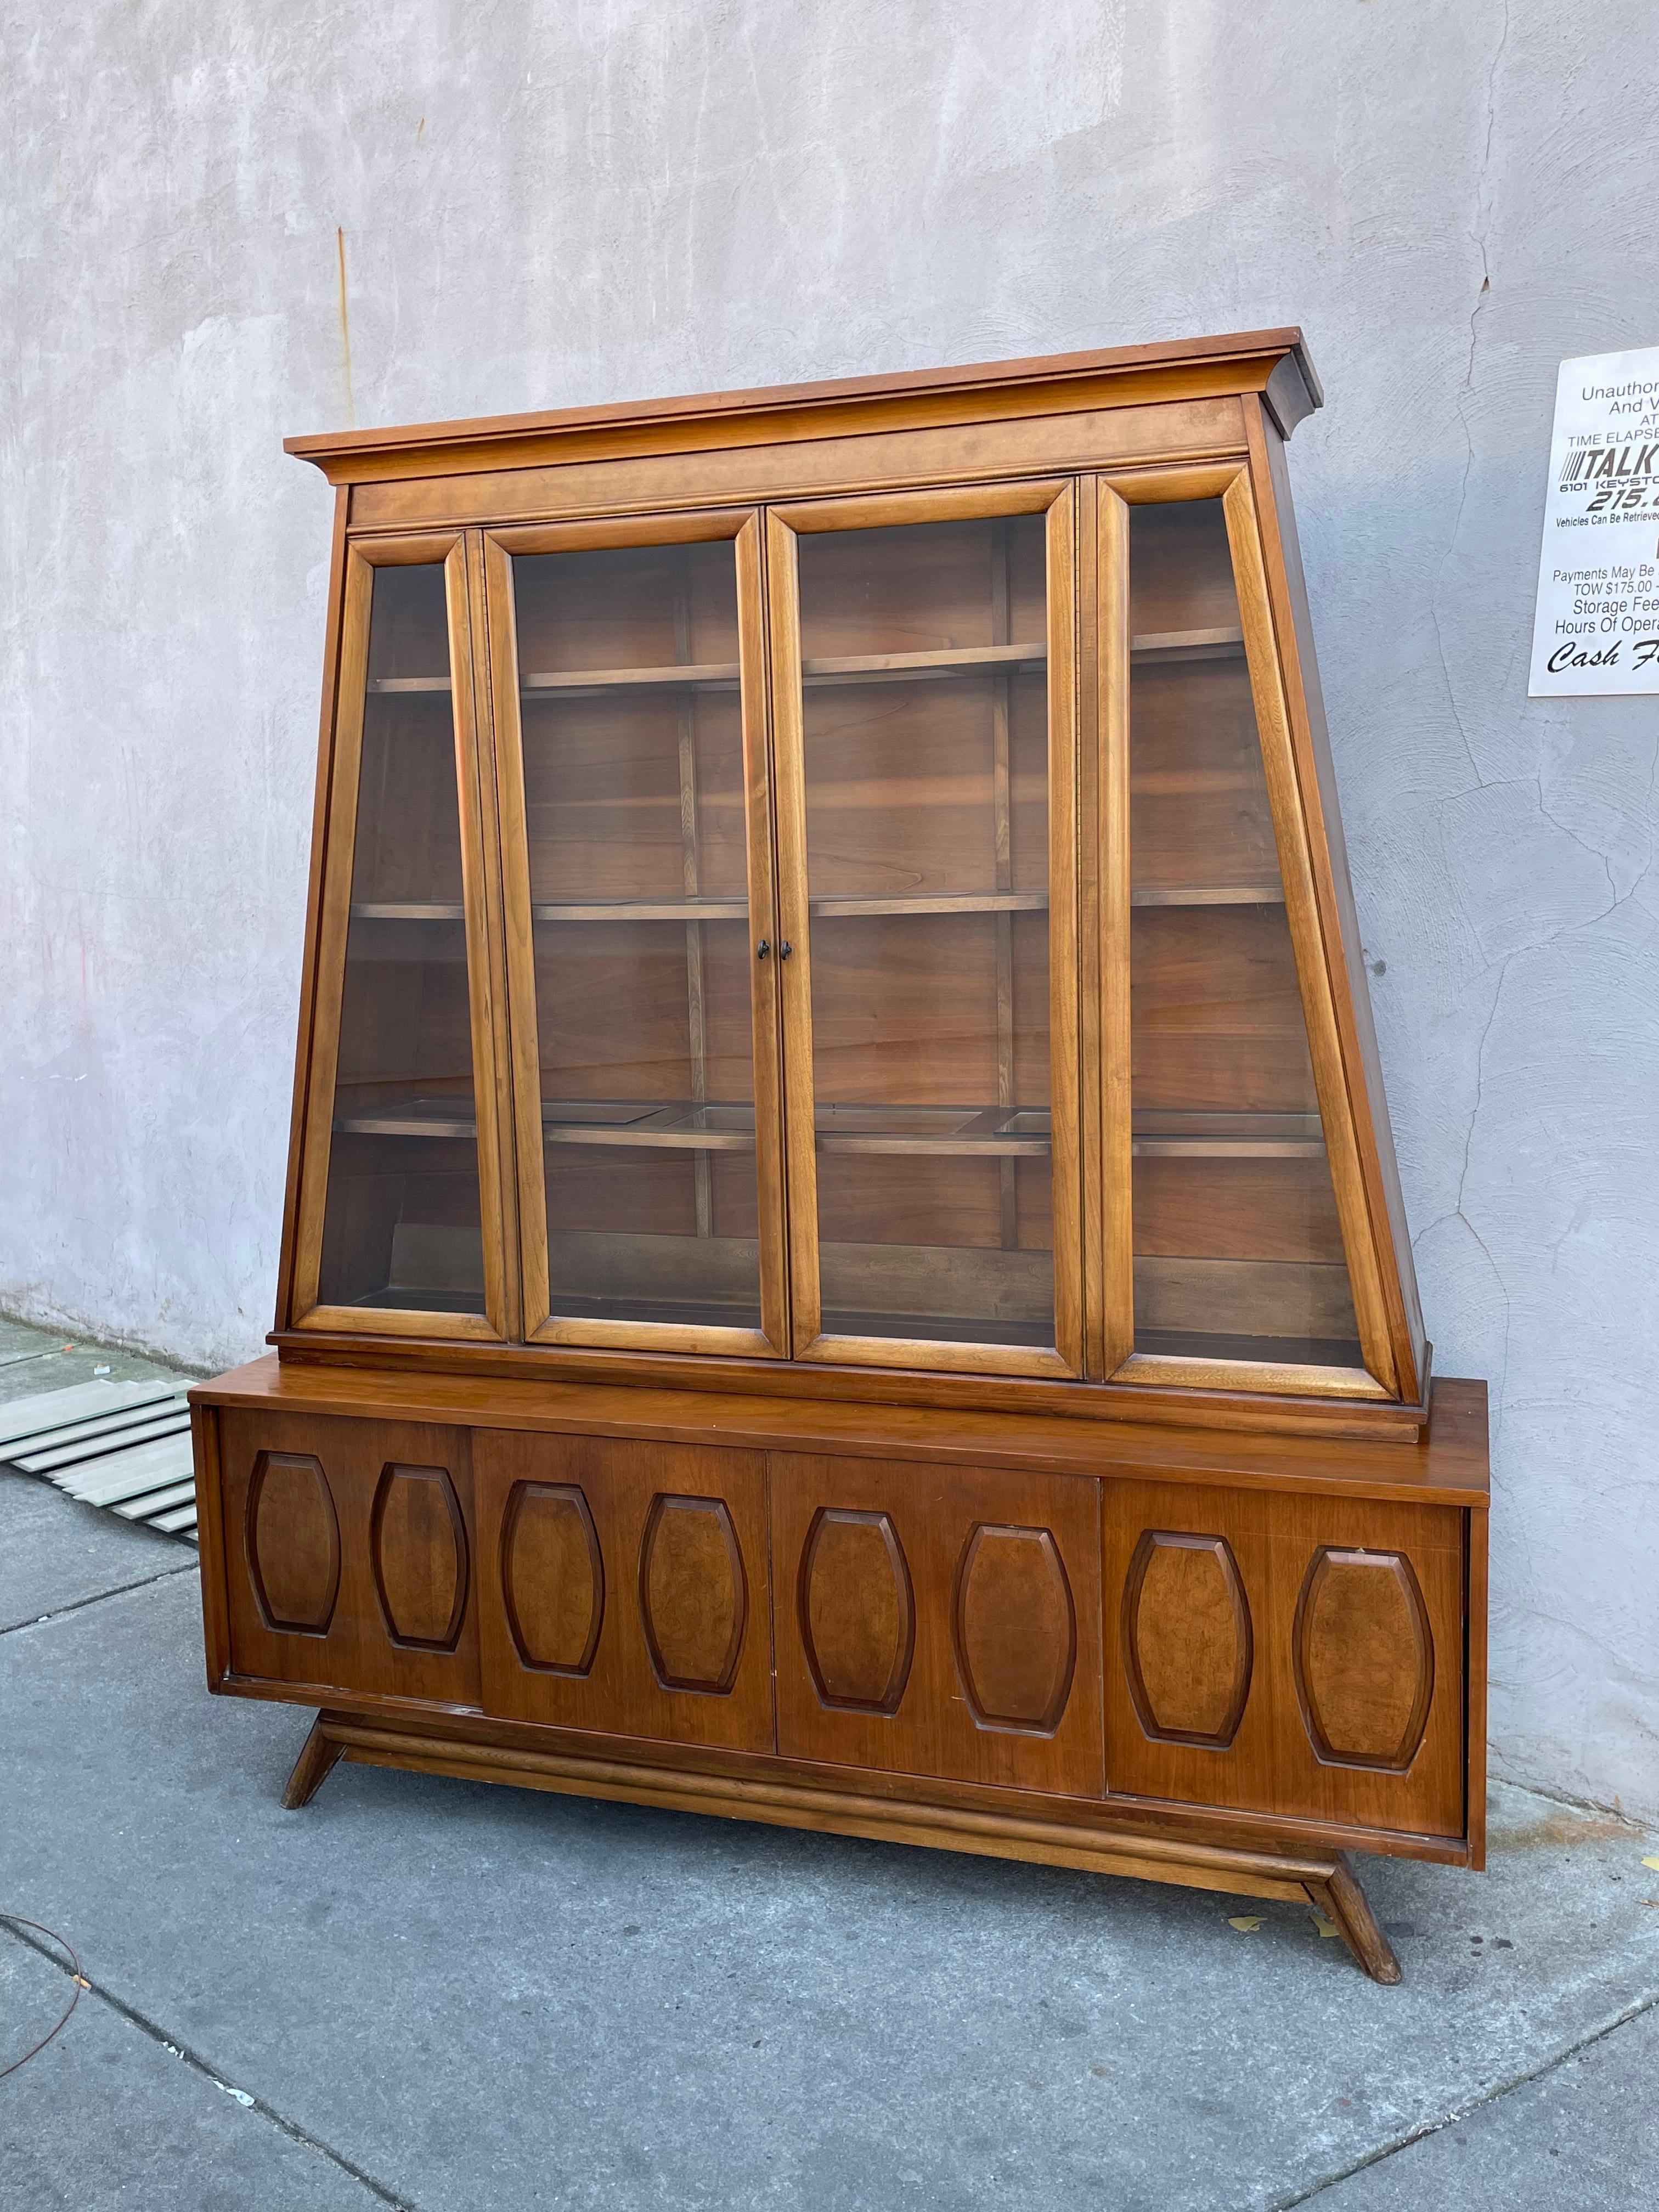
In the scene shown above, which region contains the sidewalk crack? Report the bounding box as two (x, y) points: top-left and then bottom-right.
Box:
(0, 1560), (199, 1638)
(1272, 1987), (1659, 2208)
(0, 1917), (422, 2210)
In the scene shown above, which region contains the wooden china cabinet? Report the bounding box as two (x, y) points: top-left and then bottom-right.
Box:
(191, 331), (1488, 1982)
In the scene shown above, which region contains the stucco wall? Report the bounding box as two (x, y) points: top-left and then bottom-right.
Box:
(4, 2), (1656, 1816)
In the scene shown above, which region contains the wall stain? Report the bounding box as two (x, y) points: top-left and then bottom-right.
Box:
(335, 226), (355, 426)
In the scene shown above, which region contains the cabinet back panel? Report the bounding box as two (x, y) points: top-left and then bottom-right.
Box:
(520, 696), (747, 903)
(511, 540), (740, 670)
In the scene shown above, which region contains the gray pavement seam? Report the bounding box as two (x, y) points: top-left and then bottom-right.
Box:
(0, 1917), (421, 2210)
(1271, 1985), (1659, 2209)
(0, 1560), (200, 1639)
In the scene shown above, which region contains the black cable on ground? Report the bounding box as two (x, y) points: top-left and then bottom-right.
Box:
(0, 1915), (84, 2080)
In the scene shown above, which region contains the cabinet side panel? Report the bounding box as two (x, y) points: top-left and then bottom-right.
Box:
(193, 1404), (233, 1687)
(1104, 1475), (1465, 1841)
(276, 487), (351, 1331)
(772, 1453), (1103, 1797)
(218, 1408), (482, 1710)
(1245, 407), (1426, 1391)
(473, 1429), (775, 1752)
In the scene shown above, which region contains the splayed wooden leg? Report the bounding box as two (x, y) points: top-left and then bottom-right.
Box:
(1306, 1852), (1402, 1983)
(281, 1716), (346, 1809)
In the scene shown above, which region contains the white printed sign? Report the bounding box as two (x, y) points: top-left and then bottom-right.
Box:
(1528, 345), (1659, 696)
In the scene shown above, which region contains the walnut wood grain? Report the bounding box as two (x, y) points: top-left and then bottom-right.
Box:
(209, 338), (1484, 1983)
(198, 1360), (1487, 1508)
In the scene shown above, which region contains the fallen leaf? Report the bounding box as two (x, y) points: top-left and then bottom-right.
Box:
(1228, 1915), (1264, 1933)
(1310, 1911), (1341, 1939)
(1641, 1855), (1659, 1872)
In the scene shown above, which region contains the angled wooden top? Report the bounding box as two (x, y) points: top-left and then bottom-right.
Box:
(194, 1358), (1485, 1508)
(284, 329), (1323, 487)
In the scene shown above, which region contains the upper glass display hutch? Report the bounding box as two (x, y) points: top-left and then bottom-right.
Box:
(279, 331), (1426, 1437)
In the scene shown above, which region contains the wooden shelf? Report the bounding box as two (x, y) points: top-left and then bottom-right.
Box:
(401, 627), (1246, 709)
(528, 892), (1047, 923)
(800, 644), (1046, 687)
(1130, 885), (1284, 908)
(1131, 625), (1245, 664)
(531, 898), (749, 924)
(334, 1097), (478, 1141)
(523, 661), (741, 697)
(352, 890), (1276, 926)
(810, 890), (1047, 919)
(538, 1100), (1054, 1158)
(334, 1096), (1324, 1160)
(351, 902), (466, 922)
(1131, 1112), (1326, 1160)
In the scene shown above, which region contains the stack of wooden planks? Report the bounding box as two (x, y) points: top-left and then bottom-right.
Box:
(0, 1378), (197, 1539)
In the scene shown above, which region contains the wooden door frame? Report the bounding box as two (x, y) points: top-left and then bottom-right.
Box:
(290, 531), (513, 1344)
(1093, 461), (1396, 1402)
(765, 477), (1085, 1381)
(481, 507), (789, 1359)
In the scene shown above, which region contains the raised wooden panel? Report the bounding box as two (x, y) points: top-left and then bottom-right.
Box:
(371, 1463), (469, 1651)
(1121, 1530), (1251, 1747)
(773, 1455), (1103, 1796)
(245, 1452), (340, 1635)
(218, 1409), (482, 1708)
(1294, 1548), (1433, 1770)
(640, 1494), (747, 1692)
(501, 1482), (603, 1675)
(472, 1430), (773, 1751)
(1103, 1479), (1465, 1841)
(952, 1525), (1075, 1733)
(799, 1508), (915, 1712)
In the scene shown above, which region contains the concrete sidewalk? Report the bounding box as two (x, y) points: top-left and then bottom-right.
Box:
(3, 1317), (1656, 2211)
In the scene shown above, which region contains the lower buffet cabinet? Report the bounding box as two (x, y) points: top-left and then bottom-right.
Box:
(194, 1362), (1488, 1984)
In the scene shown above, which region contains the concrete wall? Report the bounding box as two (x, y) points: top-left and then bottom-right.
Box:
(4, 2), (1656, 1816)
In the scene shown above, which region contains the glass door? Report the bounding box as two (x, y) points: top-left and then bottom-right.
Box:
(1100, 467), (1388, 1396)
(768, 484), (1082, 1377)
(485, 514), (786, 1355)
(294, 535), (510, 1338)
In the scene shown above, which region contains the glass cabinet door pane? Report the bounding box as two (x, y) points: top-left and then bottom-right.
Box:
(510, 539), (761, 1330)
(1128, 499), (1361, 1370)
(795, 515), (1054, 1348)
(318, 561), (487, 1314)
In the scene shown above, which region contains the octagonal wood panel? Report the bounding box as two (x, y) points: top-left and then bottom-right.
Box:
(1294, 1547), (1435, 1771)
(245, 1451), (340, 1635)
(639, 1493), (747, 1693)
(952, 1524), (1076, 1734)
(371, 1462), (469, 1652)
(798, 1507), (915, 1713)
(501, 1481), (603, 1676)
(1121, 1530), (1252, 1748)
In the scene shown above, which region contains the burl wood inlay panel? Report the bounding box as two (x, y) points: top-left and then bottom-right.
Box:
(772, 1455), (1103, 1797)
(1104, 1480), (1465, 1839)
(799, 1508), (916, 1713)
(1122, 1530), (1252, 1748)
(473, 1430), (772, 1752)
(639, 1495), (747, 1693)
(245, 1451), (340, 1635)
(501, 1483), (604, 1675)
(222, 1410), (481, 1708)
(370, 1463), (469, 1652)
(953, 1525), (1077, 1733)
(1294, 1548), (1434, 1771)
